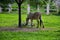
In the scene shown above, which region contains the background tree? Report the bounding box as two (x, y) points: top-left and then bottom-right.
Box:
(0, 0), (15, 12)
(27, 0), (47, 13)
(54, 0), (60, 14)
(15, 0), (24, 27)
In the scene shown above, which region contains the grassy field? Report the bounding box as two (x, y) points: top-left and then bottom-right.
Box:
(0, 30), (60, 40)
(0, 12), (60, 28)
(0, 12), (18, 27)
(0, 12), (60, 40)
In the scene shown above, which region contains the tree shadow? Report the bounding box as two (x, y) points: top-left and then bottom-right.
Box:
(52, 13), (60, 16)
(52, 11), (60, 16)
(54, 30), (60, 32)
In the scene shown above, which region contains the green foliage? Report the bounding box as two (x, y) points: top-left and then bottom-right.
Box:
(0, 0), (15, 8)
(26, 0), (48, 8)
(0, 0), (15, 4)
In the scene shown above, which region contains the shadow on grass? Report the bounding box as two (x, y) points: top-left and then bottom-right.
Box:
(52, 12), (60, 16)
(54, 30), (60, 32)
(53, 14), (60, 16)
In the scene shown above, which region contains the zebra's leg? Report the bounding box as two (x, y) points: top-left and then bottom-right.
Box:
(40, 19), (44, 28)
(39, 16), (44, 28)
(37, 20), (39, 28)
(40, 19), (41, 27)
(25, 18), (29, 26)
(31, 19), (33, 27)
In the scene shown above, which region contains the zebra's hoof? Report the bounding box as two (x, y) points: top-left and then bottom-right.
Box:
(43, 26), (44, 28)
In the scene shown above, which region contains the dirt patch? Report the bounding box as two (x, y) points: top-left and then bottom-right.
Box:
(0, 27), (53, 32)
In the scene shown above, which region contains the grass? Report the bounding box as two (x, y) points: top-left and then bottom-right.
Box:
(0, 2), (60, 40)
(0, 12), (60, 28)
(0, 12), (18, 27)
(22, 13), (60, 28)
(0, 30), (60, 40)
(0, 12), (60, 40)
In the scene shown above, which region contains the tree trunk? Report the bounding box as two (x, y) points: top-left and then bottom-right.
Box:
(37, 4), (40, 12)
(18, 3), (21, 27)
(55, 1), (59, 14)
(27, 4), (30, 14)
(8, 4), (12, 13)
(0, 6), (2, 13)
(27, 4), (31, 24)
(46, 3), (50, 15)
(56, 6), (59, 13)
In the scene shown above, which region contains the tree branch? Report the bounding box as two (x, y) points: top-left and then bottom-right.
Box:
(15, 0), (24, 5)
(20, 0), (24, 4)
(15, 0), (19, 4)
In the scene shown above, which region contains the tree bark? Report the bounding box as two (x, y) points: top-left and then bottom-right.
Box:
(55, 1), (59, 14)
(0, 6), (2, 13)
(46, 3), (50, 15)
(27, 4), (30, 14)
(37, 4), (40, 12)
(18, 3), (21, 27)
(15, 0), (24, 28)
(8, 4), (12, 13)
(27, 4), (31, 24)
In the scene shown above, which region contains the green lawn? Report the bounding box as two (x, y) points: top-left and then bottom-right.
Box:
(0, 12), (60, 40)
(0, 12), (60, 28)
(0, 12), (18, 27)
(0, 30), (60, 40)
